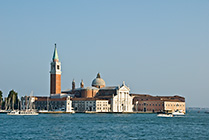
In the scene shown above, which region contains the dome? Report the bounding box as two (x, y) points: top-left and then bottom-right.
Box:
(92, 73), (106, 88)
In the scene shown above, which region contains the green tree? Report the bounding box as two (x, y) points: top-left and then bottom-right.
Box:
(7, 90), (19, 110)
(0, 90), (3, 109)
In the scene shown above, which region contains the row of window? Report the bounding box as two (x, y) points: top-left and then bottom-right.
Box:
(97, 104), (107, 106)
(37, 102), (65, 105)
(138, 109), (162, 111)
(97, 107), (108, 110)
(137, 103), (185, 107)
(138, 103), (163, 106)
(86, 101), (95, 104)
(86, 107), (95, 110)
(166, 104), (184, 107)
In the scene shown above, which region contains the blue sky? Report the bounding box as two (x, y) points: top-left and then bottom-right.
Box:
(0, 1), (209, 107)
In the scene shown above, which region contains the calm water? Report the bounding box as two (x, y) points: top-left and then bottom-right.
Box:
(0, 111), (209, 140)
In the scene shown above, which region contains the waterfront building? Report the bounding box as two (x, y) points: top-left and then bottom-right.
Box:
(164, 101), (185, 113)
(132, 94), (186, 113)
(72, 98), (109, 112)
(34, 96), (73, 112)
(95, 81), (133, 112)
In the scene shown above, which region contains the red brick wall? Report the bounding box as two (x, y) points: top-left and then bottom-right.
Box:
(135, 100), (164, 112)
(50, 74), (61, 94)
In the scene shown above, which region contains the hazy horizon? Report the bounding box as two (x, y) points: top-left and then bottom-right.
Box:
(0, 1), (209, 108)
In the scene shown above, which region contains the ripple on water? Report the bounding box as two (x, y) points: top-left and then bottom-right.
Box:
(0, 112), (209, 140)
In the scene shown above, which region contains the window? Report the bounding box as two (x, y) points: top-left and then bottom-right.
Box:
(57, 65), (59, 70)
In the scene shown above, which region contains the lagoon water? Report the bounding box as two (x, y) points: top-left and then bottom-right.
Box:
(0, 111), (209, 140)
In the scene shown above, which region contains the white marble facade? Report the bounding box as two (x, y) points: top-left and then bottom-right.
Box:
(111, 83), (133, 112)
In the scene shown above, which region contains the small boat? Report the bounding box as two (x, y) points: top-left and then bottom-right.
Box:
(157, 113), (173, 117)
(172, 110), (185, 116)
(0, 110), (9, 114)
(7, 110), (39, 115)
(204, 111), (209, 114)
(38, 110), (49, 113)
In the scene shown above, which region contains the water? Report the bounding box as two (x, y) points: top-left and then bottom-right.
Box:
(0, 111), (209, 140)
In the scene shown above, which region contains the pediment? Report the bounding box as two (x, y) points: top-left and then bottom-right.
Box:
(119, 85), (130, 91)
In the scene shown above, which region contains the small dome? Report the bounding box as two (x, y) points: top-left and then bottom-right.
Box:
(92, 73), (105, 88)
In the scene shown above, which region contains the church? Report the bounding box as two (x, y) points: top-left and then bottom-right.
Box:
(32, 44), (185, 113)
(34, 44), (133, 113)
(62, 73), (133, 112)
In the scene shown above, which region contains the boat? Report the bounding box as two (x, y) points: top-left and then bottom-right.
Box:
(0, 110), (9, 114)
(157, 113), (173, 117)
(38, 110), (49, 113)
(7, 110), (39, 115)
(172, 110), (185, 116)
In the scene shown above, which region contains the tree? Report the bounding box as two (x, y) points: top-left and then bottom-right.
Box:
(0, 90), (2, 109)
(7, 90), (19, 110)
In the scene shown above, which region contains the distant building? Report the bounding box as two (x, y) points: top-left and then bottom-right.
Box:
(95, 81), (133, 112)
(62, 73), (133, 112)
(72, 98), (109, 112)
(132, 94), (185, 113)
(34, 96), (73, 112)
(25, 44), (186, 114)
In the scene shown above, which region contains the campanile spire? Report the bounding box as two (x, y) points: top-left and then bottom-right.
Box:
(52, 43), (59, 62)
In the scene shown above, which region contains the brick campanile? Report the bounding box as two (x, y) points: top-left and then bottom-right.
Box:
(50, 44), (61, 95)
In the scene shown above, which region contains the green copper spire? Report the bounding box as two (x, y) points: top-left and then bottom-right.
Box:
(52, 43), (59, 61)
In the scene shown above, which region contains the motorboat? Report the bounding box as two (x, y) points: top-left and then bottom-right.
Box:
(157, 113), (173, 117)
(172, 110), (185, 116)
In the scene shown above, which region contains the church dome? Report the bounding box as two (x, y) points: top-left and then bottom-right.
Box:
(92, 73), (106, 88)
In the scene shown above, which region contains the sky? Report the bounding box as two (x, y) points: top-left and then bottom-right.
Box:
(0, 1), (209, 108)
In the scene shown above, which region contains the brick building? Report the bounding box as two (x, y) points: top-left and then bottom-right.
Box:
(132, 94), (185, 113)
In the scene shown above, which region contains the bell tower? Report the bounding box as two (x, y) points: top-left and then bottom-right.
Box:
(50, 44), (61, 95)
